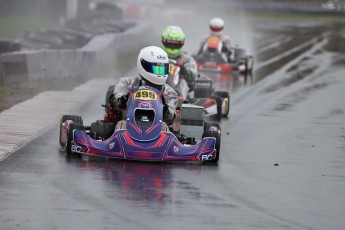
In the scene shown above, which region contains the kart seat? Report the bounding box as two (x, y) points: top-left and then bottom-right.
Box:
(115, 120), (170, 132)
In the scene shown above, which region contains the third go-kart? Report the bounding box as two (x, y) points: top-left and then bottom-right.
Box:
(60, 86), (222, 163)
(167, 59), (230, 119)
(194, 35), (254, 75)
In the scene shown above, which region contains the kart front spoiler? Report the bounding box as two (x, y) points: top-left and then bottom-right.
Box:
(69, 129), (217, 162)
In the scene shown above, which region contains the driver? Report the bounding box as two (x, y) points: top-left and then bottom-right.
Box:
(161, 25), (197, 91)
(109, 46), (178, 125)
(197, 17), (233, 62)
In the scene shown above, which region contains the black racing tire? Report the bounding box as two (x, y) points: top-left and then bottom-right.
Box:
(215, 97), (222, 121)
(105, 85), (115, 112)
(213, 91), (230, 117)
(202, 125), (221, 163)
(203, 121), (221, 133)
(90, 120), (116, 140)
(210, 94), (222, 121)
(66, 123), (85, 158)
(59, 115), (83, 147)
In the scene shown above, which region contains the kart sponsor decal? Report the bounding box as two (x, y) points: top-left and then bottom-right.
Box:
(134, 90), (157, 100)
(157, 55), (166, 60)
(109, 142), (115, 149)
(196, 81), (212, 88)
(138, 86), (149, 90)
(71, 144), (88, 153)
(201, 154), (213, 160)
(139, 102), (151, 109)
(173, 146), (179, 153)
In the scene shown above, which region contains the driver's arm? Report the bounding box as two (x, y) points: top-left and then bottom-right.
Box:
(162, 84), (178, 125)
(110, 77), (133, 110)
(181, 55), (198, 90)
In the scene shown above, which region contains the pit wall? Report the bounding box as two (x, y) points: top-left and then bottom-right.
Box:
(0, 21), (152, 86)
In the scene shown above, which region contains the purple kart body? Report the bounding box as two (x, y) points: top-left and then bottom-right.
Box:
(71, 129), (216, 161)
(62, 86), (218, 162)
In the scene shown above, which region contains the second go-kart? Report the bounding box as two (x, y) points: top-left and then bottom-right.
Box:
(167, 59), (230, 119)
(60, 86), (222, 163)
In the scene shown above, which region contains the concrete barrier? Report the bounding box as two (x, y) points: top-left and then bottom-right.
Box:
(0, 21), (152, 86)
(0, 53), (28, 85)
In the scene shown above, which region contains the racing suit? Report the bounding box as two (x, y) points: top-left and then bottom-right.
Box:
(197, 34), (233, 62)
(110, 76), (178, 125)
(171, 52), (198, 92)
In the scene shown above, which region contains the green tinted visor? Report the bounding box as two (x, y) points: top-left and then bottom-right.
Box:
(141, 59), (168, 75)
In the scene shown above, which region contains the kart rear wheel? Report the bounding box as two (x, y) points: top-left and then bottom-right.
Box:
(59, 115), (83, 147)
(202, 126), (221, 163)
(210, 95), (222, 121)
(66, 123), (85, 158)
(213, 91), (230, 117)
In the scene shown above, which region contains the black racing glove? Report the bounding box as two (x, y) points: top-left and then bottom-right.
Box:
(114, 95), (128, 109)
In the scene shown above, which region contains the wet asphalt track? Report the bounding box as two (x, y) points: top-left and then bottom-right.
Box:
(1, 4), (345, 230)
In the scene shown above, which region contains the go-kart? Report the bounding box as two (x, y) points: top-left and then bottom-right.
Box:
(60, 86), (221, 163)
(167, 59), (230, 119)
(193, 35), (254, 74)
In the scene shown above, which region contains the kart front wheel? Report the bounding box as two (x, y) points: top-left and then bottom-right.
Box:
(59, 115), (83, 147)
(213, 91), (230, 117)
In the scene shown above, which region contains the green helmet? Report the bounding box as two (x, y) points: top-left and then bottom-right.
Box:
(161, 25), (185, 58)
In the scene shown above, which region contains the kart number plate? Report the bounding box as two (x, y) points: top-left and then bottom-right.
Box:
(134, 90), (157, 100)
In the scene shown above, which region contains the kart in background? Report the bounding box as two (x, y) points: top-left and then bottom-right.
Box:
(193, 35), (254, 75)
(60, 86), (222, 163)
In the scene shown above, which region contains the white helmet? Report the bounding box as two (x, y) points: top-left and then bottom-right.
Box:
(137, 46), (169, 86)
(209, 17), (224, 33)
